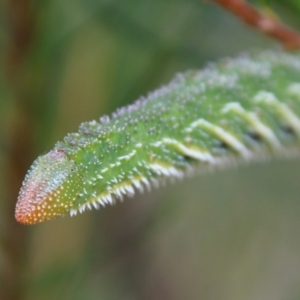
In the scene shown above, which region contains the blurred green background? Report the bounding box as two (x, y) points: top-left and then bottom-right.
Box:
(1, 0), (300, 299)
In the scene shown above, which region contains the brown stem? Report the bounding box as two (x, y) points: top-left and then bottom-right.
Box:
(1, 115), (34, 300)
(1, 0), (36, 299)
(5, 0), (34, 82)
(210, 0), (300, 50)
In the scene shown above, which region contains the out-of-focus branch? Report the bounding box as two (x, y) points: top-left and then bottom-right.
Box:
(1, 1), (36, 300)
(6, 0), (34, 82)
(210, 0), (300, 50)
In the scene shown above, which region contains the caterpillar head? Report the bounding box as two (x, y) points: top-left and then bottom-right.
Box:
(15, 150), (83, 225)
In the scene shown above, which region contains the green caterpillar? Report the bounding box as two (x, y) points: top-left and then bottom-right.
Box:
(15, 50), (300, 225)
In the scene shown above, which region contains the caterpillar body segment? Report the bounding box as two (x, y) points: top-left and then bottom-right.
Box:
(15, 51), (300, 224)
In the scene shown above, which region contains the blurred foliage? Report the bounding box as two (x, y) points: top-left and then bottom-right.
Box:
(1, 0), (300, 299)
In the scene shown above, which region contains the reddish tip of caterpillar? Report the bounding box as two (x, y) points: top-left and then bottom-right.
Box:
(15, 183), (62, 225)
(15, 150), (79, 225)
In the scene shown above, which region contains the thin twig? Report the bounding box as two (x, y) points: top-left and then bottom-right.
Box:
(210, 0), (300, 50)
(1, 0), (36, 299)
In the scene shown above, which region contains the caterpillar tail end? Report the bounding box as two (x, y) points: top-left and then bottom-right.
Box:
(15, 150), (82, 225)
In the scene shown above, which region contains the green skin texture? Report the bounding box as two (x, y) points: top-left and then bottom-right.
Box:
(15, 50), (300, 224)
